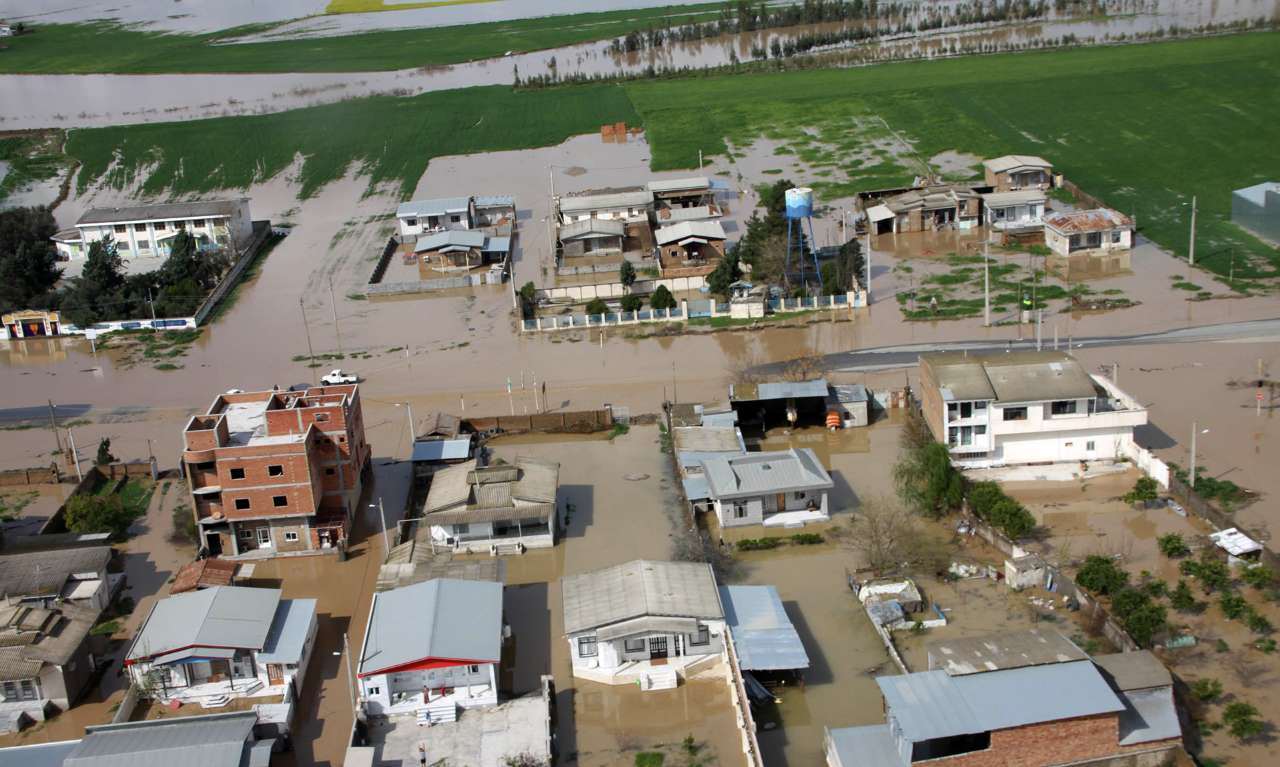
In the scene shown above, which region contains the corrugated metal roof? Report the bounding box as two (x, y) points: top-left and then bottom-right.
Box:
(720, 585), (809, 671)
(67, 711), (258, 767)
(731, 378), (829, 402)
(825, 724), (902, 767)
(359, 579), (502, 676)
(0, 546), (111, 599)
(474, 481), (512, 509)
(558, 218), (625, 241)
(0, 739), (81, 767)
(983, 154), (1051, 173)
(655, 220), (726, 246)
(558, 190), (651, 213)
(701, 448), (832, 500)
(866, 204), (895, 223)
(981, 190), (1046, 206)
(682, 476), (711, 501)
(1116, 687), (1181, 745)
(1092, 651), (1172, 691)
(473, 195), (515, 209)
(256, 599), (316, 665)
(397, 197), (471, 218)
(878, 661), (1124, 743)
(647, 177), (710, 194)
(128, 587), (280, 662)
(483, 235), (511, 254)
(657, 205), (718, 223)
(512, 458), (559, 504)
(424, 459), (477, 512)
(411, 438), (472, 463)
(1044, 208), (1132, 234)
(414, 230), (485, 253)
(561, 560), (722, 635)
(1210, 527), (1262, 556)
(927, 628), (1087, 676)
(424, 503), (554, 527)
(76, 199), (244, 227)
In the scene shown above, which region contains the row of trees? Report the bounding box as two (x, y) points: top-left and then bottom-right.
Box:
(0, 206), (231, 326)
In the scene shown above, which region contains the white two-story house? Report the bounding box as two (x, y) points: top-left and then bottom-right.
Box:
(395, 197), (476, 239)
(700, 448), (834, 528)
(562, 560), (725, 690)
(52, 199), (254, 262)
(981, 190), (1046, 231)
(918, 351), (1147, 468)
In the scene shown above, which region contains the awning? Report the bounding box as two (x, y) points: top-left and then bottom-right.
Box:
(597, 615), (698, 641)
(411, 438), (471, 463)
(677, 237), (709, 246)
(151, 646), (236, 665)
(867, 205), (895, 223)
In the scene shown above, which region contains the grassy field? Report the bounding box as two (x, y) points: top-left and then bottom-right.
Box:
(627, 32), (1280, 283)
(67, 84), (638, 198)
(0, 3), (723, 74)
(326, 0), (496, 11)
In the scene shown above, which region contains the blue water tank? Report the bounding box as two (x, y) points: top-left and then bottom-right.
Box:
(784, 187), (814, 219)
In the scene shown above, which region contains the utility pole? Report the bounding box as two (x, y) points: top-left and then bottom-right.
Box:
(146, 287), (158, 330)
(328, 276), (343, 356)
(1035, 309), (1042, 351)
(47, 400), (62, 457)
(1189, 421), (1199, 489)
(864, 228), (872, 305)
(983, 243), (990, 327)
(507, 377), (514, 416)
(404, 403), (415, 448)
(67, 429), (82, 482)
(378, 496), (389, 553)
(341, 632), (358, 714)
(299, 298), (317, 386)
(1188, 195), (1197, 267)
(698, 149), (703, 170)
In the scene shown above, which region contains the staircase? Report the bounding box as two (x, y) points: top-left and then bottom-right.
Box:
(419, 698), (457, 725)
(639, 666), (678, 691)
(490, 542), (526, 556)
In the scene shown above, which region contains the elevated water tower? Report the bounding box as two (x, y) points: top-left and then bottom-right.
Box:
(784, 187), (820, 286)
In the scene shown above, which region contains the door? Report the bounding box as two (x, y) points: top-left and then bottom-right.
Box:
(649, 636), (669, 660)
(206, 532), (223, 556)
(256, 527), (272, 548)
(267, 663), (284, 686)
(776, 493), (786, 512)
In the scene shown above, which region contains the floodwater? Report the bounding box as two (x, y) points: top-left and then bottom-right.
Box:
(2, 0), (1274, 129)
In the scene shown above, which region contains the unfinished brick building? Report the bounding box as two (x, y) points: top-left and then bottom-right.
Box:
(181, 384), (370, 558)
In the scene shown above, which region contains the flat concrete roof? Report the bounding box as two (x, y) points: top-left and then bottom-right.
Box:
(927, 629), (1087, 676)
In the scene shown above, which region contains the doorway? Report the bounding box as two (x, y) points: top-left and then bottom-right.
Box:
(206, 532), (223, 556)
(649, 636), (669, 660)
(256, 527), (271, 548)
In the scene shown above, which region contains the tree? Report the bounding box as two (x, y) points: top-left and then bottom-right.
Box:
(620, 293), (643, 313)
(898, 405), (934, 453)
(650, 284), (677, 311)
(619, 260), (636, 289)
(517, 281), (537, 319)
(706, 251), (743, 298)
(1191, 677), (1223, 702)
(967, 481), (1005, 517)
(95, 437), (115, 466)
(893, 442), (963, 519)
(1171, 579), (1200, 612)
(65, 493), (134, 538)
(0, 206), (61, 311)
(847, 496), (916, 572)
(61, 237), (127, 327)
(1242, 565), (1276, 590)
(1157, 533), (1190, 558)
(986, 497), (1036, 539)
(1077, 555), (1128, 595)
(1122, 476), (1159, 505)
(1222, 702), (1265, 740)
(585, 298), (609, 316)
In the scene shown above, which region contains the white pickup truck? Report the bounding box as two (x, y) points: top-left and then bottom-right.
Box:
(320, 369), (359, 385)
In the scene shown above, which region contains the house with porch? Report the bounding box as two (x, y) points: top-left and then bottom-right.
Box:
(125, 586), (317, 707)
(562, 559), (725, 690)
(556, 189), (651, 224)
(557, 218), (625, 258)
(655, 220), (727, 277)
(701, 448), (833, 529)
(414, 230), (510, 274)
(182, 384), (370, 558)
(396, 197), (476, 239)
(878, 184), (982, 233)
(423, 457), (560, 555)
(981, 189), (1046, 232)
(52, 199), (254, 262)
(982, 155), (1054, 192)
(0, 601), (99, 723)
(1043, 208), (1134, 260)
(357, 578), (503, 722)
(473, 195), (516, 231)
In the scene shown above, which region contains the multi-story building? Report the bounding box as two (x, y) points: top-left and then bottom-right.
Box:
(181, 384), (370, 557)
(917, 351), (1147, 468)
(51, 199), (254, 262)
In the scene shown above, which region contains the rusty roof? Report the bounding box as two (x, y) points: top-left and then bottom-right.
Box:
(170, 558), (239, 594)
(1044, 208), (1132, 234)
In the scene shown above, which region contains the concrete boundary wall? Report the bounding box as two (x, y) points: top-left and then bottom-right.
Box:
(462, 409), (613, 435)
(193, 220), (274, 325)
(535, 275), (706, 302)
(0, 465), (61, 486)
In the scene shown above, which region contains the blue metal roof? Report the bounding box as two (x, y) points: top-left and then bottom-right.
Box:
(482, 236), (511, 254)
(681, 476), (710, 502)
(411, 438), (472, 463)
(731, 378), (829, 402)
(1117, 688), (1181, 745)
(826, 724), (903, 767)
(257, 598), (316, 665)
(720, 585), (809, 671)
(878, 661), (1124, 743)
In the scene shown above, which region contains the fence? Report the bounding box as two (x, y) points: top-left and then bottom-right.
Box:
(721, 628), (766, 767)
(368, 235), (399, 285)
(463, 409), (613, 435)
(192, 221), (274, 325)
(535, 275), (706, 303)
(557, 262), (621, 277)
(1120, 440), (1171, 489)
(522, 292), (853, 332)
(0, 464), (61, 486)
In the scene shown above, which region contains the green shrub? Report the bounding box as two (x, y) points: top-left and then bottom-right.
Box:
(65, 493), (134, 538)
(90, 619), (122, 637)
(1171, 580), (1201, 612)
(1181, 551), (1232, 593)
(1157, 533), (1190, 558)
(1246, 609), (1273, 635)
(736, 537), (782, 551)
(789, 533), (823, 545)
(1123, 476), (1159, 504)
(1219, 591), (1249, 620)
(1242, 566), (1276, 590)
(1077, 556), (1129, 595)
(1222, 702), (1264, 740)
(620, 293), (643, 312)
(1191, 677), (1224, 702)
(585, 298), (609, 316)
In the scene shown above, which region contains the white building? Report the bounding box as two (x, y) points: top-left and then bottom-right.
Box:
(556, 190), (652, 224)
(395, 197), (475, 239)
(1043, 208), (1134, 258)
(422, 457), (560, 555)
(357, 578), (503, 720)
(52, 199), (253, 262)
(562, 560), (725, 689)
(125, 586), (316, 707)
(701, 448), (834, 528)
(981, 190), (1046, 231)
(918, 351), (1148, 468)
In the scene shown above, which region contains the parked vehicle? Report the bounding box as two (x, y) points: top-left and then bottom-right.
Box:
(321, 369), (358, 385)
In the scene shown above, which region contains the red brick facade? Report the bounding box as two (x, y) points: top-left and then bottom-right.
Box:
(914, 713), (1181, 767)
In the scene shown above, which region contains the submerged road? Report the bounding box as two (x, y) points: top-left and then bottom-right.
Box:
(753, 317), (1280, 376)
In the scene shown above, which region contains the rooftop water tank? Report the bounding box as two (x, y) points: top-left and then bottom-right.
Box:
(784, 187), (814, 219)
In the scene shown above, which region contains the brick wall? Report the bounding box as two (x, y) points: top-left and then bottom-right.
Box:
(922, 713), (1121, 767)
(918, 359), (946, 443)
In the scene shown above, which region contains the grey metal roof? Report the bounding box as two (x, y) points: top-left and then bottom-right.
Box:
(425, 459), (477, 512)
(256, 598), (316, 665)
(397, 197), (471, 218)
(655, 220), (726, 246)
(415, 230), (485, 253)
(558, 190), (651, 213)
(701, 448), (833, 501)
(128, 587), (281, 662)
(411, 438), (472, 463)
(682, 476), (711, 502)
(473, 195), (514, 209)
(981, 190), (1047, 207)
(647, 177), (710, 194)
(878, 661), (1124, 743)
(0, 739), (81, 767)
(719, 585), (809, 671)
(657, 205), (718, 223)
(513, 458), (559, 504)
(423, 503), (554, 527)
(922, 351), (1098, 404)
(825, 725), (903, 767)
(561, 560), (722, 635)
(983, 154), (1051, 173)
(700, 409), (738, 428)
(76, 199), (244, 227)
(359, 578), (502, 676)
(66, 712), (257, 767)
(0, 601), (98, 677)
(927, 628), (1087, 676)
(1116, 687), (1181, 745)
(483, 235), (511, 254)
(830, 384), (869, 404)
(1092, 651), (1172, 691)
(558, 218), (625, 241)
(0, 546), (111, 599)
(730, 378), (829, 402)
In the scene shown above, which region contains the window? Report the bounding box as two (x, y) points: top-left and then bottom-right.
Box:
(235, 498), (251, 510)
(238, 528), (254, 539)
(176, 220), (186, 230)
(325, 468), (336, 476)
(366, 686), (381, 696)
(733, 503), (747, 519)
(1051, 400), (1077, 415)
(959, 402), (972, 419)
(153, 221), (166, 231)
(229, 467), (245, 480)
(624, 638), (646, 653)
(450, 215), (462, 223)
(1110, 230), (1123, 244)
(577, 636), (598, 658)
(1003, 407), (1027, 421)
(690, 625), (710, 646)
(1086, 440), (1096, 451)
(315, 413), (329, 422)
(405, 217), (417, 227)
(948, 427), (958, 446)
(272, 495), (288, 507)
(284, 531), (299, 542)
(268, 464), (284, 476)
(947, 402), (957, 420)
(193, 219), (206, 228)
(117, 240), (130, 251)
(468, 664), (480, 674)
(793, 491), (806, 500)
(136, 239), (150, 250)
(974, 401), (987, 411)
(337, 436), (345, 443)
(114, 225), (128, 234)
(975, 425), (987, 436)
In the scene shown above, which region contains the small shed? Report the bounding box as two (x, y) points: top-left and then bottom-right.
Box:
(1209, 528), (1263, 564)
(856, 577), (923, 613)
(720, 585), (809, 681)
(729, 379), (831, 430)
(1005, 554), (1049, 591)
(827, 384), (870, 428)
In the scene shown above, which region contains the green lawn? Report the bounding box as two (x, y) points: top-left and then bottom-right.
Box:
(0, 4), (724, 74)
(68, 84), (639, 198)
(627, 32), (1280, 282)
